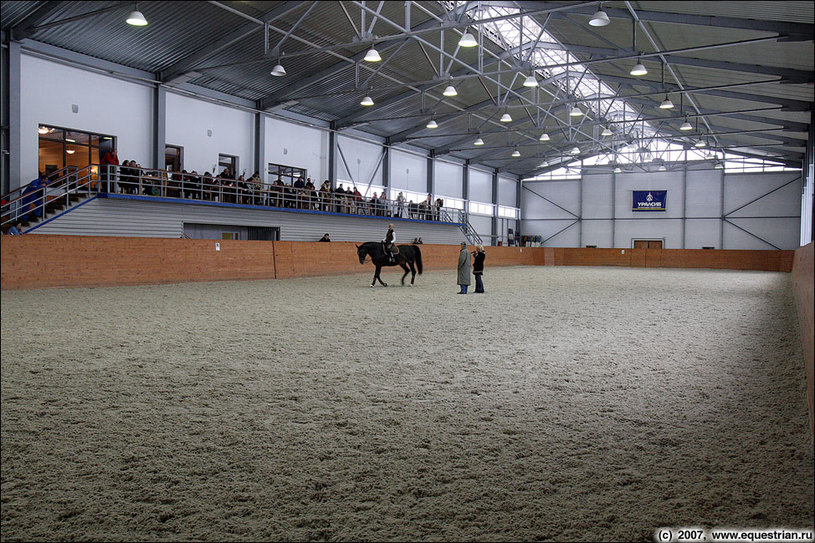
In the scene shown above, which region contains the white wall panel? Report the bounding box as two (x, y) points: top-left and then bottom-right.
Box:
(582, 174), (612, 219)
(686, 169), (722, 218)
(582, 219), (613, 247)
(497, 175), (517, 207)
(20, 54), (153, 187)
(615, 219), (683, 248)
(469, 168), (492, 202)
(685, 219), (721, 249)
(336, 135), (383, 192)
(468, 215), (493, 242)
(724, 173), (802, 217)
(390, 150), (428, 194)
(435, 160), (463, 198)
(166, 92), (254, 177)
(267, 118), (327, 183)
(522, 180), (580, 220)
(614, 171), (685, 220)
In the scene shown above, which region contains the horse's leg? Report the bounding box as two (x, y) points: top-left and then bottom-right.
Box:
(375, 264), (387, 287)
(408, 259), (417, 285)
(371, 264), (379, 287)
(399, 260), (410, 285)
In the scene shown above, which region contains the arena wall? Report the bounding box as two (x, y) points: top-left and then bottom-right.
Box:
(792, 242), (814, 438)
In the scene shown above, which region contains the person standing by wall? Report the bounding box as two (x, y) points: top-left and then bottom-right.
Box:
(457, 242), (471, 294)
(472, 244), (486, 293)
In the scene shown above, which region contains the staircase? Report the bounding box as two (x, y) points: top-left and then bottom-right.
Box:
(1, 166), (96, 234)
(440, 209), (483, 245)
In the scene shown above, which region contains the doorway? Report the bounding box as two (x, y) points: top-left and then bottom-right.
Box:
(38, 125), (114, 185)
(165, 145), (183, 173)
(633, 239), (664, 249)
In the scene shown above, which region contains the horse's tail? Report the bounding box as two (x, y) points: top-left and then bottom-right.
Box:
(413, 245), (423, 274)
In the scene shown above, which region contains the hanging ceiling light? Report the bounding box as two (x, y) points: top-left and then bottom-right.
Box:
(38, 126), (49, 135)
(658, 164), (667, 171)
(512, 148), (521, 157)
(569, 105), (583, 117)
(270, 63), (286, 77)
(363, 47), (381, 62)
(539, 132), (550, 141)
(442, 85), (458, 97)
(570, 146), (580, 155)
(360, 95), (374, 106)
(601, 127), (613, 137)
(589, 6), (610, 27)
(630, 58), (647, 76)
(426, 119), (438, 129)
(500, 113), (512, 122)
(659, 96), (674, 109)
(66, 149), (76, 155)
(523, 74), (539, 87)
(459, 30), (478, 48)
(679, 118), (693, 131)
(613, 166), (622, 174)
(473, 137), (484, 146)
(714, 160), (724, 169)
(126, 4), (148, 26)
(695, 138), (707, 148)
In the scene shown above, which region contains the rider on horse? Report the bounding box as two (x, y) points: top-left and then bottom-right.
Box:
(383, 223), (396, 262)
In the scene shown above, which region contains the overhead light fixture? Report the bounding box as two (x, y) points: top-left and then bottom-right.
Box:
(695, 139), (707, 148)
(679, 118), (693, 131)
(613, 166), (622, 173)
(500, 113), (512, 122)
(364, 47), (381, 62)
(270, 63), (286, 77)
(630, 58), (647, 76)
(512, 148), (521, 157)
(589, 7), (610, 27)
(714, 161), (724, 169)
(539, 132), (550, 141)
(360, 95), (374, 106)
(473, 137), (484, 146)
(659, 96), (674, 109)
(569, 105), (583, 117)
(65, 138), (76, 143)
(601, 127), (613, 137)
(38, 126), (49, 135)
(426, 119), (438, 129)
(658, 164), (667, 171)
(443, 85), (458, 97)
(523, 74), (539, 87)
(570, 146), (580, 155)
(66, 149), (76, 155)
(459, 31), (478, 48)
(126, 5), (148, 26)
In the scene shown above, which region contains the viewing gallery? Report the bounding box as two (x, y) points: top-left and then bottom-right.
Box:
(1, 2), (813, 542)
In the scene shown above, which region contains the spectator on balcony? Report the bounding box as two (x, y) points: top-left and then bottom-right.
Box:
(186, 170), (201, 199)
(319, 180), (332, 211)
(380, 190), (390, 217)
(248, 171), (263, 205)
(293, 175), (305, 209)
(100, 147), (119, 192)
(396, 191), (406, 218)
(352, 186), (363, 214)
(334, 183), (347, 213)
(271, 175), (284, 208)
(434, 197), (444, 221)
(7, 222), (23, 235)
(202, 172), (214, 201)
(305, 177), (316, 210)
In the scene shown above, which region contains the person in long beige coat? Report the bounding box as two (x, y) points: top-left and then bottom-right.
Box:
(457, 242), (471, 294)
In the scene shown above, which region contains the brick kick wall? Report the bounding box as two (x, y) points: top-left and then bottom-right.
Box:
(792, 243), (814, 438)
(1, 236), (795, 290)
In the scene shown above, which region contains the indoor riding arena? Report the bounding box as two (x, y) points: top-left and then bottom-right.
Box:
(2, 1), (814, 542)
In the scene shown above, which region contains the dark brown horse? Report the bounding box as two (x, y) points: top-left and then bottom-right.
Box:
(356, 242), (423, 287)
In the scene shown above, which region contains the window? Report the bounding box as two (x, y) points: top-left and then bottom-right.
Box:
(37, 124), (114, 181)
(497, 206), (520, 219)
(469, 201), (494, 215)
(218, 154), (238, 177)
(268, 162), (307, 185)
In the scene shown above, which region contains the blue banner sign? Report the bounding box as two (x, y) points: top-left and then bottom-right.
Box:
(632, 190), (667, 211)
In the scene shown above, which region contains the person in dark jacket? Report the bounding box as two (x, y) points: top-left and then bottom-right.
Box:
(472, 244), (486, 293)
(319, 233), (331, 242)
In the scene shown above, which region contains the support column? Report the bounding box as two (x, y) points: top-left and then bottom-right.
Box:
(6, 38), (21, 193)
(578, 171), (584, 248)
(328, 122), (337, 189)
(611, 169), (617, 248)
(383, 137), (390, 196)
(719, 167), (726, 249)
(254, 113), (266, 183)
(426, 150), (434, 195)
(463, 160), (470, 224)
(152, 85), (166, 170)
(681, 163), (687, 249)
(515, 174), (522, 244)
(491, 169), (499, 246)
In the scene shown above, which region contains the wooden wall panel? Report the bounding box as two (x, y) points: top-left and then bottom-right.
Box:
(792, 243), (814, 438)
